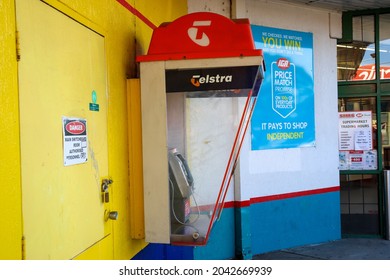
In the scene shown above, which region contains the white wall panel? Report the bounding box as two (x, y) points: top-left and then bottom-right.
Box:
(187, 0), (341, 201)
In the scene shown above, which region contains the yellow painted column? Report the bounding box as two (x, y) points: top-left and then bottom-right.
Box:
(127, 79), (145, 240)
(0, 0), (23, 260)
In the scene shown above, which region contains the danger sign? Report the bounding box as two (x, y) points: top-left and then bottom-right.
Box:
(62, 117), (88, 166)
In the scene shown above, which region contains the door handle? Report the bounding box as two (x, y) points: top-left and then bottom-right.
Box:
(104, 210), (119, 221)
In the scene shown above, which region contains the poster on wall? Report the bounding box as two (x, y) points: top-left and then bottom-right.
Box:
(62, 116), (88, 166)
(339, 150), (377, 170)
(338, 111), (376, 170)
(338, 111), (373, 151)
(250, 25), (315, 150)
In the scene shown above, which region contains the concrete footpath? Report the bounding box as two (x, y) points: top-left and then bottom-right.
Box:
(252, 238), (390, 260)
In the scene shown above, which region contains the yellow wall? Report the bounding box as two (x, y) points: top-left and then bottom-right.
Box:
(0, 0), (23, 260)
(135, 1), (187, 56)
(0, 0), (187, 260)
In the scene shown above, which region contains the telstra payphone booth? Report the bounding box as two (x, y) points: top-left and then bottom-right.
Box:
(137, 12), (264, 246)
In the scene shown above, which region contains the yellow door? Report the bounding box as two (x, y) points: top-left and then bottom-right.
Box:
(16, 0), (112, 259)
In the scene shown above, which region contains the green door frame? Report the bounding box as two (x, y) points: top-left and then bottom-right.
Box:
(338, 8), (390, 238)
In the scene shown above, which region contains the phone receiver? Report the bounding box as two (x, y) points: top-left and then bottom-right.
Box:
(176, 153), (194, 190)
(168, 149), (194, 197)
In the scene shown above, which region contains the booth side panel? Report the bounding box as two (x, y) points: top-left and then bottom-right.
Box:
(140, 61), (171, 243)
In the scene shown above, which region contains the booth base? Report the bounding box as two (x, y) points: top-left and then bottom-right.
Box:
(171, 214), (211, 245)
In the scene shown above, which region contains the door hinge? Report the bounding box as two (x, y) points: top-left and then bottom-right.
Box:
(21, 236), (26, 260)
(16, 31), (21, 61)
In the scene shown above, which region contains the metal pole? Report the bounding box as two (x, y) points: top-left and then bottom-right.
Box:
(384, 170), (390, 240)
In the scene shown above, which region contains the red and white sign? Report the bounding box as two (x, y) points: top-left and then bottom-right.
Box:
(62, 117), (88, 166)
(65, 121), (86, 135)
(352, 64), (390, 80)
(276, 58), (290, 70)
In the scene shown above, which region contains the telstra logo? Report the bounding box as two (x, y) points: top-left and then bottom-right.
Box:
(187, 20), (212, 47)
(190, 74), (233, 87)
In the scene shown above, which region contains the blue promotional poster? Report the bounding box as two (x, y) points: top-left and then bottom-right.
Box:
(251, 25), (315, 150)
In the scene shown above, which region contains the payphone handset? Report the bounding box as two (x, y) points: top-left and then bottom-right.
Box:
(168, 148), (197, 225)
(168, 149), (194, 196)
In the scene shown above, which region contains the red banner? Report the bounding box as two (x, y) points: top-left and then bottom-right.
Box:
(352, 64), (390, 80)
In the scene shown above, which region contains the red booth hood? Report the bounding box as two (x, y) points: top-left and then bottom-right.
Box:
(137, 12), (263, 62)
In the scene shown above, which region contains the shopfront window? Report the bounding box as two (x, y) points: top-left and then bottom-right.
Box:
(338, 97), (380, 235)
(337, 11), (390, 238)
(379, 14), (390, 80)
(337, 16), (375, 81)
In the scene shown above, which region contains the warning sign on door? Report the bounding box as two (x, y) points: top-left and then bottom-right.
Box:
(62, 117), (88, 166)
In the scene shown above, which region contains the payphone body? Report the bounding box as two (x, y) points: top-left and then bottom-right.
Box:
(168, 148), (194, 224)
